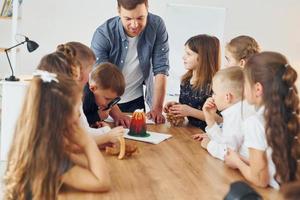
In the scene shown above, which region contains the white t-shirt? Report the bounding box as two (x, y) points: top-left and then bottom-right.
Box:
(206, 101), (255, 160)
(243, 106), (279, 189)
(119, 36), (144, 103)
(79, 104), (111, 135)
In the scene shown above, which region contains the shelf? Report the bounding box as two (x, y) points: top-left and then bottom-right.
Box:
(0, 16), (12, 20)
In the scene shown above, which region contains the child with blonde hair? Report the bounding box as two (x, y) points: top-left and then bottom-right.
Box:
(164, 34), (221, 130)
(193, 67), (253, 160)
(4, 72), (110, 200)
(225, 52), (299, 189)
(225, 35), (260, 68)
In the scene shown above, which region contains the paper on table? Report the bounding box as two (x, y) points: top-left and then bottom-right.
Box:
(104, 115), (155, 124)
(123, 128), (172, 144)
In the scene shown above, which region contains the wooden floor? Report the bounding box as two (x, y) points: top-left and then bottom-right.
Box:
(59, 124), (283, 200)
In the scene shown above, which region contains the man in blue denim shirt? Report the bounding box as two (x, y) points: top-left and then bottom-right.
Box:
(86, 0), (169, 127)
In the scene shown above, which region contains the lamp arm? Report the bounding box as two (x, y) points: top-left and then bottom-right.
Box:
(4, 49), (15, 77)
(5, 40), (26, 51)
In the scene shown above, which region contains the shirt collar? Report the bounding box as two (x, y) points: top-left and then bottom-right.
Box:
(118, 17), (127, 42)
(221, 101), (243, 117)
(256, 106), (265, 115)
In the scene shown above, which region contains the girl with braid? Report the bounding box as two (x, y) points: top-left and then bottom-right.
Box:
(225, 52), (300, 189)
(225, 35), (260, 68)
(37, 44), (124, 145)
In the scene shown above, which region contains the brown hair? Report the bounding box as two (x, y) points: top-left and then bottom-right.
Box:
(213, 66), (244, 99)
(281, 181), (300, 200)
(90, 62), (125, 96)
(244, 51), (300, 185)
(4, 75), (82, 200)
(182, 34), (220, 91)
(226, 35), (260, 61)
(63, 42), (96, 69)
(38, 48), (80, 80)
(117, 0), (148, 10)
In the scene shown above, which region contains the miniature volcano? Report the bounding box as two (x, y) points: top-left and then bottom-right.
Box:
(128, 110), (150, 137)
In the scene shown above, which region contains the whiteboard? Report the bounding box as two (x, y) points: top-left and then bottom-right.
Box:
(165, 4), (226, 95)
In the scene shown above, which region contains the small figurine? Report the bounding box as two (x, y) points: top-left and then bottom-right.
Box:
(128, 109), (150, 137)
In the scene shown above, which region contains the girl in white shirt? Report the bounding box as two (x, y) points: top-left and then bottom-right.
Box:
(225, 51), (299, 189)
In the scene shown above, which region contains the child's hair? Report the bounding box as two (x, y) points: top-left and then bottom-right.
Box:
(58, 42), (96, 70)
(37, 49), (80, 79)
(117, 0), (148, 10)
(4, 74), (82, 200)
(244, 51), (300, 185)
(281, 181), (300, 200)
(90, 62), (125, 96)
(182, 34), (220, 90)
(213, 66), (244, 99)
(226, 35), (260, 61)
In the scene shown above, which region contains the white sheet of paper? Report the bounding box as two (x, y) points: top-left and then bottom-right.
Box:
(104, 115), (155, 124)
(123, 128), (172, 144)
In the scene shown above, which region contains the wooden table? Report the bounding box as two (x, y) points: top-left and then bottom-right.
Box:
(59, 124), (282, 200)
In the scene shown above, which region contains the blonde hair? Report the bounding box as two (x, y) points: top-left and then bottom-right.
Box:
(182, 34), (220, 90)
(226, 35), (260, 61)
(213, 66), (244, 99)
(90, 62), (125, 96)
(4, 75), (82, 200)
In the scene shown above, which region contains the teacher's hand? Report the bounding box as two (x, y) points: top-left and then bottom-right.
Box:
(147, 109), (165, 124)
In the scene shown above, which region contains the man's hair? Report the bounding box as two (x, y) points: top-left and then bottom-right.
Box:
(90, 62), (125, 96)
(117, 0), (148, 10)
(213, 66), (244, 99)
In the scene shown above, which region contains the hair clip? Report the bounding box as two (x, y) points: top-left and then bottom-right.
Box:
(284, 63), (289, 68)
(33, 70), (59, 83)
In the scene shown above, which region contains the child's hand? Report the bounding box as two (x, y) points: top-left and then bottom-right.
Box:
(91, 121), (110, 128)
(224, 148), (240, 169)
(112, 112), (131, 128)
(69, 127), (93, 150)
(203, 97), (217, 116)
(192, 133), (208, 141)
(169, 104), (191, 117)
(106, 126), (125, 143)
(201, 137), (210, 149)
(163, 101), (178, 113)
(98, 109), (110, 121)
(63, 136), (82, 153)
(202, 98), (217, 126)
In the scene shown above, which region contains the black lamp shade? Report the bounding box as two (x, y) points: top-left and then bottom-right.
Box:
(27, 40), (39, 52)
(4, 35), (39, 81)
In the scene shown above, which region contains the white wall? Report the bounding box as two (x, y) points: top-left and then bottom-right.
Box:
(0, 0), (299, 88)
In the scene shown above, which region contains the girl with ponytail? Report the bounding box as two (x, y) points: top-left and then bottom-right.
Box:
(4, 72), (110, 200)
(225, 51), (299, 189)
